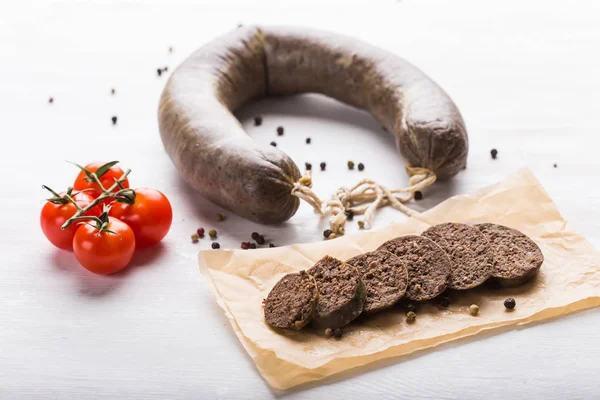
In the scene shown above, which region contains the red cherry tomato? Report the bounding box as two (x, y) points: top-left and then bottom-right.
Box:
(40, 192), (101, 250)
(109, 188), (172, 247)
(73, 216), (135, 274)
(73, 161), (129, 198)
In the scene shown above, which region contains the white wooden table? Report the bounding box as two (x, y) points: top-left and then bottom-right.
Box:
(2, 0), (600, 398)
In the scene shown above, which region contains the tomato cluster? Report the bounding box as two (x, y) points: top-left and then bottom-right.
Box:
(40, 162), (172, 274)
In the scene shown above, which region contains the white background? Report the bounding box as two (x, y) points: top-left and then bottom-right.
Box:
(2, 0), (600, 398)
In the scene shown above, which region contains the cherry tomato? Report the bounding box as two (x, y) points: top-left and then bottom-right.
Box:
(40, 192), (101, 250)
(73, 216), (135, 274)
(73, 161), (129, 198)
(109, 188), (172, 247)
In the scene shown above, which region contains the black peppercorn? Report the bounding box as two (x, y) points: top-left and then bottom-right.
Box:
(251, 232), (259, 240)
(48, 97), (54, 104)
(256, 235), (266, 245)
(249, 243), (257, 249)
(347, 161), (355, 170)
(333, 328), (343, 339)
(324, 328), (333, 337)
(320, 162), (326, 171)
(306, 137), (311, 144)
(241, 242), (249, 250)
(404, 302), (418, 313)
(111, 88), (115, 95)
(211, 242), (220, 249)
(305, 162), (312, 171)
(270, 141), (276, 147)
(553, 163), (557, 168)
(169, 46), (173, 53)
(276, 126), (284, 136)
(254, 116), (262, 126)
(208, 229), (217, 239)
(345, 209), (354, 220)
(323, 229), (332, 239)
(491, 148), (498, 159)
(358, 163), (364, 171)
(414, 191), (423, 201)
(439, 296), (450, 308)
(504, 298), (516, 310)
(157, 68), (162, 76)
(111, 116), (117, 125)
(269, 243), (275, 248)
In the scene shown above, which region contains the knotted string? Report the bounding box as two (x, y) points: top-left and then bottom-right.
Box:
(291, 166), (436, 238)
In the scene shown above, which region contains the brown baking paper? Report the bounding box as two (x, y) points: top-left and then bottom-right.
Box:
(198, 168), (600, 390)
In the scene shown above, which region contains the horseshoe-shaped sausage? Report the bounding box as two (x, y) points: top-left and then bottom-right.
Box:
(158, 26), (468, 224)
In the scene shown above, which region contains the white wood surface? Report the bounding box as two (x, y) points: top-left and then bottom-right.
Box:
(2, 0), (600, 398)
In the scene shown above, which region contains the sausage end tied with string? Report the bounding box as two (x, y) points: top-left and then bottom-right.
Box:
(291, 165), (436, 238)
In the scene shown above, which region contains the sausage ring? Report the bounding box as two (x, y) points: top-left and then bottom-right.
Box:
(159, 26), (468, 225)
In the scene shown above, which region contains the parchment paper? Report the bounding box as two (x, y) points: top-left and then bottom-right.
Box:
(198, 168), (600, 390)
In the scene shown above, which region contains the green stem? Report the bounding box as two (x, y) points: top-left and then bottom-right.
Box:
(42, 185), (62, 199)
(60, 169), (132, 230)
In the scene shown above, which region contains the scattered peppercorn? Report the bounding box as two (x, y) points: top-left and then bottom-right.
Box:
(237, 23), (243, 28)
(382, 125), (387, 132)
(256, 235), (266, 245)
(111, 88), (115, 95)
(270, 141), (277, 147)
(197, 227), (205, 237)
(216, 213), (225, 222)
(169, 46), (173, 53)
(241, 242), (249, 250)
(414, 191), (423, 201)
(208, 229), (217, 239)
(305, 162), (312, 171)
(357, 220), (365, 229)
(251, 232), (260, 240)
(406, 311), (416, 323)
(306, 137), (311, 144)
(333, 328), (343, 339)
(254, 116), (262, 126)
(249, 243), (257, 249)
(157, 68), (163, 76)
(48, 97), (54, 104)
(320, 162), (326, 171)
(191, 233), (199, 243)
(325, 328), (333, 337)
(553, 163), (557, 168)
(111, 116), (118, 125)
(277, 126), (284, 136)
(358, 163), (365, 171)
(439, 296), (450, 308)
(163, 66), (169, 72)
(504, 298), (516, 310)
(345, 209), (355, 220)
(269, 243), (276, 248)
(212, 242), (220, 249)
(347, 160), (355, 170)
(323, 229), (332, 239)
(491, 148), (498, 159)
(404, 302), (417, 313)
(469, 304), (479, 316)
